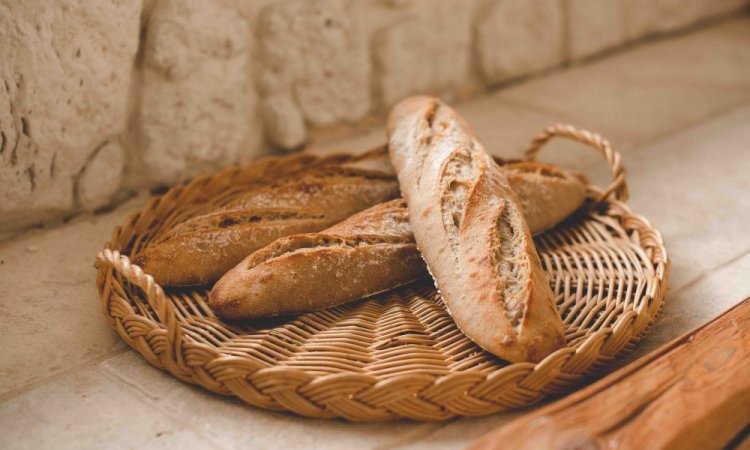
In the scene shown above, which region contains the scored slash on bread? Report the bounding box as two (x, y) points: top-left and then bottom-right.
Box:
(387, 96), (566, 363)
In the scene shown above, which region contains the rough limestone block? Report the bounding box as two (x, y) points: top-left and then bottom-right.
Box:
(140, 0), (258, 184)
(477, 0), (565, 85)
(258, 0), (370, 149)
(0, 0), (141, 232)
(261, 92), (307, 150)
(568, 0), (625, 60)
(374, 0), (479, 107)
(623, 0), (750, 39)
(77, 141), (125, 211)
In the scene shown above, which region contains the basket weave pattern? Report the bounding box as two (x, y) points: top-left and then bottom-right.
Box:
(95, 125), (669, 421)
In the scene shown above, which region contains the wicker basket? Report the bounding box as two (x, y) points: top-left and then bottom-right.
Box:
(94, 124), (669, 421)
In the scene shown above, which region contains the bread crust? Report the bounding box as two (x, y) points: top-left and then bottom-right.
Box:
(387, 96), (565, 363)
(209, 200), (423, 318)
(137, 143), (585, 289)
(503, 161), (587, 234)
(134, 151), (401, 286)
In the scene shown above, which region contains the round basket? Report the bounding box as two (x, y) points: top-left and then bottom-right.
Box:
(94, 124), (669, 421)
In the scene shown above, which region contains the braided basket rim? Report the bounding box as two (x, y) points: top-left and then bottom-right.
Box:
(94, 127), (670, 421)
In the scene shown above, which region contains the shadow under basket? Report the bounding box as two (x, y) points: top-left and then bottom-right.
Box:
(95, 124), (669, 421)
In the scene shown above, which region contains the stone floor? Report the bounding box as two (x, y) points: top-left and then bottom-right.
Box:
(1, 15), (749, 450)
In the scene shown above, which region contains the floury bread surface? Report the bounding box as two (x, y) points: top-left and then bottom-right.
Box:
(387, 96), (566, 363)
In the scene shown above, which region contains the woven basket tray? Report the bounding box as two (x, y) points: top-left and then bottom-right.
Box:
(95, 124), (669, 421)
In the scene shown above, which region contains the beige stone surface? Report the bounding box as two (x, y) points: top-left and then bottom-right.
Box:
(568, 0), (624, 60)
(476, 0), (565, 84)
(307, 125), (388, 155)
(308, 94), (567, 160)
(0, 196), (145, 396)
(373, 0), (478, 107)
(2, 17), (750, 449)
(309, 86), (621, 188)
(0, 0), (141, 232)
(389, 408), (529, 450)
(258, 0), (370, 149)
(623, 0), (750, 39)
(77, 140), (126, 211)
(97, 352), (437, 450)
(617, 104), (750, 291)
(0, 367), (219, 450)
(140, 0), (259, 184)
(497, 16), (750, 147)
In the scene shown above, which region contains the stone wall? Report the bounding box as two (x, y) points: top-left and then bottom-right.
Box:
(1, 0), (748, 235)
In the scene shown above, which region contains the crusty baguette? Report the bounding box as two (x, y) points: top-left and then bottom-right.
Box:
(210, 199), (423, 318)
(210, 164), (586, 319)
(134, 151), (401, 286)
(387, 96), (566, 363)
(137, 144), (585, 288)
(502, 161), (586, 235)
(173, 147), (391, 220)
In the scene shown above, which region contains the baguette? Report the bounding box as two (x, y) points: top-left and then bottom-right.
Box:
(387, 96), (565, 363)
(137, 144), (585, 288)
(502, 161), (586, 234)
(210, 199), (422, 318)
(134, 150), (401, 286)
(209, 164), (586, 319)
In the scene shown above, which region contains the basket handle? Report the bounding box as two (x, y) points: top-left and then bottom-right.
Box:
(95, 248), (183, 360)
(523, 124), (628, 204)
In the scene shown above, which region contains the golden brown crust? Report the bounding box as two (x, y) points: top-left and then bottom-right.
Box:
(503, 162), (587, 234)
(387, 96), (566, 363)
(135, 151), (401, 286)
(134, 211), (336, 286)
(209, 200), (423, 318)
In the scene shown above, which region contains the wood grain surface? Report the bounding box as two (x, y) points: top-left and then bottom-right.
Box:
(470, 297), (750, 450)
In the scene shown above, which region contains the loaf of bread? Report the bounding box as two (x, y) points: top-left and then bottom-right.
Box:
(134, 149), (401, 286)
(209, 163), (586, 319)
(502, 161), (586, 235)
(387, 96), (566, 363)
(209, 199), (422, 318)
(136, 140), (585, 288)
